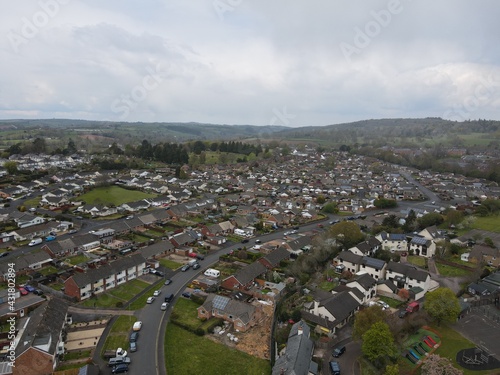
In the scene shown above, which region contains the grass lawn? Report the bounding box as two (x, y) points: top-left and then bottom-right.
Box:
(432, 324), (494, 375)
(40, 265), (59, 276)
(63, 350), (91, 361)
(66, 254), (88, 265)
(435, 263), (472, 277)
(159, 258), (183, 270)
(407, 256), (426, 267)
(110, 315), (137, 333)
(76, 186), (157, 206)
(50, 282), (64, 291)
(318, 280), (337, 292)
(171, 298), (203, 330)
(80, 279), (151, 308)
(108, 279), (150, 301)
(471, 215), (500, 233)
(80, 293), (123, 308)
(102, 316), (137, 356)
(165, 324), (271, 375)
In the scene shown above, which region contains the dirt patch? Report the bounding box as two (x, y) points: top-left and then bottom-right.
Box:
(207, 303), (274, 360)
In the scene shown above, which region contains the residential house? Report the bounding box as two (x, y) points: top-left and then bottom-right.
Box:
(303, 290), (360, 336)
(197, 294), (262, 332)
(63, 254), (146, 301)
(468, 245), (500, 267)
(383, 261), (431, 297)
(221, 261), (267, 291)
(376, 232), (407, 252)
(272, 320), (317, 375)
(258, 247), (290, 269)
(408, 235), (436, 258)
(14, 298), (69, 375)
(345, 273), (377, 304)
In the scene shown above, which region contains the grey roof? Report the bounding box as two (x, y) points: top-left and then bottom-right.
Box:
(386, 261), (429, 282)
(272, 320), (314, 375)
(16, 298), (69, 357)
(140, 241), (174, 258)
(337, 250), (363, 264)
(200, 294), (256, 325)
(232, 261), (267, 286)
(262, 247), (290, 267)
(69, 253), (146, 288)
(350, 273), (377, 290)
(321, 291), (360, 325)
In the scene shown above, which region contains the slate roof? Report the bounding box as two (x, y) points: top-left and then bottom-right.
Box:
(272, 320), (314, 375)
(386, 261), (429, 282)
(232, 261), (267, 286)
(200, 294), (256, 325)
(320, 290), (360, 324)
(140, 241), (174, 258)
(69, 253), (146, 287)
(261, 247), (290, 268)
(16, 298), (69, 357)
(337, 250), (363, 264)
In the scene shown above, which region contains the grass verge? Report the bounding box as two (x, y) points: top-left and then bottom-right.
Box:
(165, 324), (271, 375)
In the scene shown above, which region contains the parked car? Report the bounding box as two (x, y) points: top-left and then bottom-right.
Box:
(67, 229), (78, 234)
(153, 290), (161, 296)
(329, 361), (341, 375)
(241, 239), (249, 243)
(45, 235), (57, 242)
(377, 301), (390, 310)
(161, 302), (168, 311)
(33, 289), (44, 296)
(129, 331), (139, 343)
(182, 291), (191, 299)
(332, 345), (346, 358)
(111, 363), (129, 373)
(0, 252), (8, 258)
(181, 264), (190, 272)
(192, 263), (200, 270)
(129, 341), (137, 352)
(399, 309), (409, 318)
(164, 293), (174, 303)
(18, 287), (28, 295)
(196, 254), (205, 260)
(146, 297), (155, 304)
(108, 356), (130, 367)
(164, 279), (172, 285)
(24, 285), (36, 293)
(132, 321), (142, 331)
(28, 238), (43, 247)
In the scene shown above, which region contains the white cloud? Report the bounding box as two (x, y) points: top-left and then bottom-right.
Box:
(0, 0), (499, 126)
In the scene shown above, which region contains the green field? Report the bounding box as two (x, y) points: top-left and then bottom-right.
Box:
(165, 324), (271, 375)
(435, 263), (472, 277)
(75, 186), (157, 206)
(471, 215), (500, 233)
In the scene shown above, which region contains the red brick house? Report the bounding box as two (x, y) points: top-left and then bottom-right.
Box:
(197, 294), (262, 332)
(14, 298), (69, 375)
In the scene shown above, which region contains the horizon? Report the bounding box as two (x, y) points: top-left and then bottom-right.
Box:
(2, 1), (499, 126)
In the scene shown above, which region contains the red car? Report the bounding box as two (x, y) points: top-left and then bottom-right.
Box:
(19, 287), (28, 295)
(187, 252), (198, 258)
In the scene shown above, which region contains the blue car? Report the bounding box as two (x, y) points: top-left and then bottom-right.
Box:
(24, 285), (36, 293)
(45, 235), (56, 241)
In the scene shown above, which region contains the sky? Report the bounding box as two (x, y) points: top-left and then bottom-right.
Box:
(1, 0), (499, 127)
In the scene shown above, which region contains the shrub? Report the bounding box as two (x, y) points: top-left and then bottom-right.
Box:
(194, 328), (205, 336)
(115, 301), (124, 308)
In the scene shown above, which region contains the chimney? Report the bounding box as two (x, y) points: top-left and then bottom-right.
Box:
(297, 321), (303, 335)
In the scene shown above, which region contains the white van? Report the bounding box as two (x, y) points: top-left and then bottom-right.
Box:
(29, 238), (43, 247)
(204, 268), (220, 278)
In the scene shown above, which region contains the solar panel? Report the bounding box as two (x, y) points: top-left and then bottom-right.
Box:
(212, 295), (230, 311)
(411, 236), (428, 245)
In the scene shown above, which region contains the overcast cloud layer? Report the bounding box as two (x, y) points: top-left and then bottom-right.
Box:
(1, 1), (499, 126)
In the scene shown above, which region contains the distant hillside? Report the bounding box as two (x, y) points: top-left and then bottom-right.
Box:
(0, 119), (288, 150)
(1, 118), (499, 150)
(272, 118), (500, 149)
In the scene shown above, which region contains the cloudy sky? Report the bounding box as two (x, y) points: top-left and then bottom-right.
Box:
(1, 1), (499, 126)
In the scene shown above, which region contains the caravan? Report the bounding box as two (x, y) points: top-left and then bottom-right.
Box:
(203, 268), (220, 278)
